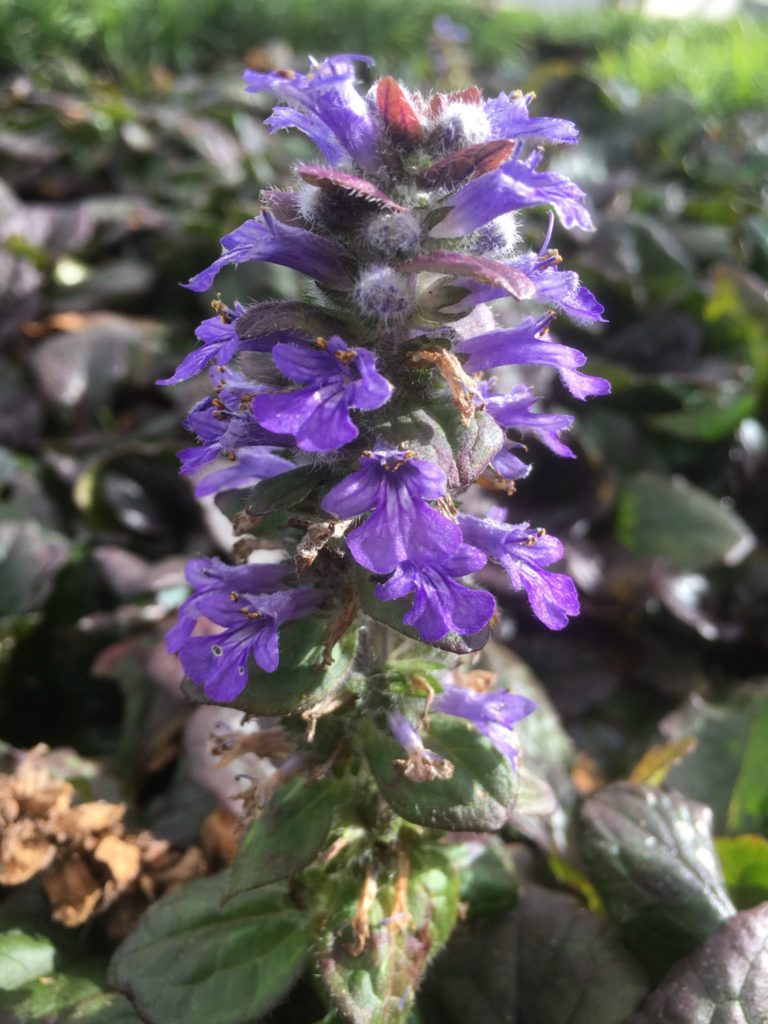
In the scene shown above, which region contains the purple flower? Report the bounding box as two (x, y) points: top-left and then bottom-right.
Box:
(244, 55), (381, 170)
(491, 442), (532, 481)
(157, 306), (243, 386)
(430, 156), (594, 239)
(251, 336), (392, 452)
(459, 509), (579, 630)
(166, 556), (289, 655)
(459, 314), (610, 401)
(178, 394), (288, 477)
(433, 684), (536, 763)
(484, 91), (579, 146)
(321, 448), (462, 574)
(183, 213), (353, 293)
(482, 384), (576, 458)
(178, 584), (319, 700)
(376, 544), (495, 643)
(193, 448), (293, 498)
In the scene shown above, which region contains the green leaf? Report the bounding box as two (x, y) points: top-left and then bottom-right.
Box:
(647, 392), (757, 442)
(578, 782), (735, 979)
(419, 885), (647, 1024)
(110, 872), (313, 1024)
(247, 464), (328, 516)
(228, 773), (352, 898)
(364, 715), (517, 832)
(445, 837), (518, 916)
(317, 847), (459, 1024)
(182, 616), (354, 716)
(715, 835), (768, 910)
(628, 903), (768, 1024)
(62, 993), (142, 1023)
(0, 928), (108, 1024)
(662, 685), (768, 833)
(615, 472), (755, 570)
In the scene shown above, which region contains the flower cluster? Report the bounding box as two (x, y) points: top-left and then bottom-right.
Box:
(161, 54), (608, 719)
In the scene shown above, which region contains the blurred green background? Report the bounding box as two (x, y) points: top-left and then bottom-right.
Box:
(1, 0), (767, 786)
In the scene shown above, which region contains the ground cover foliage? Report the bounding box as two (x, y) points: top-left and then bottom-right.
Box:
(1, 10), (767, 1023)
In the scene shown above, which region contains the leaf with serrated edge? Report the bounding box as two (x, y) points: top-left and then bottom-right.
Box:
(364, 715), (517, 832)
(578, 782), (735, 980)
(227, 774), (351, 897)
(110, 872), (312, 1024)
(418, 885), (647, 1024)
(628, 903), (768, 1024)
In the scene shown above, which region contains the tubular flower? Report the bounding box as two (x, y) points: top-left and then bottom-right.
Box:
(161, 53), (608, 692)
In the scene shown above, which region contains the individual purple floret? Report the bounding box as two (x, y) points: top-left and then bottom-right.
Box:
(178, 393), (288, 477)
(183, 213), (353, 293)
(484, 91), (579, 146)
(376, 545), (495, 643)
(245, 54), (381, 170)
(433, 683), (536, 763)
(166, 556), (289, 655)
(157, 305), (244, 386)
(460, 316), (610, 401)
(481, 384), (576, 458)
(431, 154), (594, 239)
(169, 560), (319, 698)
(321, 448), (462, 574)
(459, 509), (580, 630)
(251, 336), (392, 452)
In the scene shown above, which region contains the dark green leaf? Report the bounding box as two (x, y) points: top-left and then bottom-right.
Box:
(248, 465), (328, 516)
(0, 521), (69, 618)
(446, 837), (518, 916)
(228, 773), (352, 897)
(616, 472), (755, 570)
(182, 617), (354, 716)
(364, 715), (517, 832)
(647, 392), (757, 442)
(110, 872), (313, 1024)
(662, 685), (768, 833)
(715, 836), (768, 910)
(317, 847), (459, 1024)
(578, 782), (735, 978)
(628, 903), (768, 1024)
(0, 927), (108, 1024)
(419, 885), (647, 1024)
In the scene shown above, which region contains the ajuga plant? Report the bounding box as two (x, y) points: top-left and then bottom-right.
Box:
(155, 53), (608, 1023)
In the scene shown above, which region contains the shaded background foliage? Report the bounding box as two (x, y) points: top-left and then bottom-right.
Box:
(1, 3), (768, 1022)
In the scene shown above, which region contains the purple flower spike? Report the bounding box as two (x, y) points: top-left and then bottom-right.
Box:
(376, 544), (495, 643)
(459, 509), (579, 630)
(183, 213), (353, 293)
(245, 54), (381, 170)
(178, 585), (320, 700)
(251, 336), (392, 452)
(433, 684), (536, 763)
(483, 385), (576, 458)
(484, 91), (579, 146)
(430, 157), (594, 239)
(321, 448), (462, 574)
